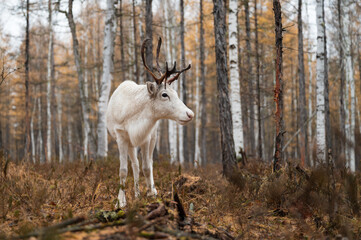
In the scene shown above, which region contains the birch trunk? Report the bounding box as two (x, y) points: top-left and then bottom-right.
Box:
(316, 0), (326, 163)
(118, 0), (126, 82)
(199, 0), (206, 165)
(308, 53), (313, 166)
(132, 0), (139, 82)
(213, 0), (237, 178)
(341, 0), (355, 171)
(30, 97), (36, 163)
(194, 26), (201, 166)
(97, 0), (117, 158)
(37, 98), (44, 163)
(254, 0), (262, 159)
(25, 0), (31, 160)
(228, 0), (244, 158)
(56, 91), (63, 163)
(46, 0), (54, 162)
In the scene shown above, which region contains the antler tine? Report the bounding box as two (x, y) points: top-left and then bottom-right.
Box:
(167, 63), (191, 85)
(141, 39), (166, 84)
(155, 37), (163, 75)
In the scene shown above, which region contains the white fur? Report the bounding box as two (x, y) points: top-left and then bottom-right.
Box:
(106, 80), (194, 208)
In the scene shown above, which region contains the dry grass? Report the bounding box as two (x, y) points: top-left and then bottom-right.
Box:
(0, 156), (361, 239)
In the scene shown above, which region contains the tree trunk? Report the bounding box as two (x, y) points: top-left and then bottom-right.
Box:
(316, 0), (327, 163)
(180, 0), (188, 163)
(213, 0), (237, 178)
(30, 97), (36, 163)
(56, 91), (63, 163)
(297, 0), (307, 166)
(97, 0), (117, 158)
(37, 97), (45, 163)
(145, 0), (153, 82)
(118, 0), (126, 82)
(46, 0), (54, 162)
(229, 0), (244, 158)
(337, 0), (346, 159)
(273, 0), (284, 172)
(244, 0), (255, 154)
(132, 0), (139, 83)
(254, 0), (262, 159)
(341, 0), (355, 171)
(60, 0), (92, 161)
(25, 0), (31, 161)
(194, 25), (201, 167)
(199, 0), (206, 165)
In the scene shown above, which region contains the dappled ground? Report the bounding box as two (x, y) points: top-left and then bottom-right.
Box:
(1, 156), (361, 239)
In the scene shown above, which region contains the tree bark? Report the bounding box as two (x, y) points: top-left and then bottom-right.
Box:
(59, 0), (92, 161)
(145, 0), (153, 82)
(56, 91), (63, 163)
(337, 0), (345, 158)
(180, 0), (188, 163)
(213, 0), (237, 178)
(97, 0), (117, 158)
(46, 0), (54, 162)
(297, 0), (307, 166)
(316, 0), (327, 163)
(244, 0), (255, 154)
(229, 0), (244, 158)
(132, 0), (139, 83)
(199, 0), (206, 165)
(254, 0), (262, 159)
(118, 0), (126, 82)
(25, 0), (31, 161)
(273, 0), (284, 172)
(341, 0), (355, 171)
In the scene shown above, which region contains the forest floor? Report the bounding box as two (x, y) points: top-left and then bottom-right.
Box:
(1, 156), (361, 239)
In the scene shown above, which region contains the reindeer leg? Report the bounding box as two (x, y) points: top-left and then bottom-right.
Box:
(128, 146), (140, 198)
(115, 131), (128, 208)
(148, 127), (158, 196)
(141, 137), (156, 197)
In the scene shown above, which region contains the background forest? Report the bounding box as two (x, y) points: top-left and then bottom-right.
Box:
(0, 0), (361, 238)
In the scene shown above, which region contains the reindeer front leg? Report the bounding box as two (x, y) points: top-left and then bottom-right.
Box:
(128, 147), (140, 198)
(141, 139), (157, 197)
(115, 132), (128, 208)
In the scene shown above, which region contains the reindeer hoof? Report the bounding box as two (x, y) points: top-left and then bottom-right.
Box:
(147, 188), (157, 197)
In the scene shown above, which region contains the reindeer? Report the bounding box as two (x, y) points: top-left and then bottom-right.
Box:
(106, 38), (194, 208)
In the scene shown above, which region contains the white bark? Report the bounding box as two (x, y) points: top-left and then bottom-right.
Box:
(164, 0), (178, 164)
(341, 0), (355, 171)
(97, 0), (117, 158)
(308, 53), (313, 166)
(67, 114), (74, 162)
(56, 90), (63, 163)
(46, 0), (53, 162)
(194, 27), (201, 167)
(316, 0), (326, 163)
(30, 97), (36, 163)
(37, 98), (44, 163)
(228, 0), (244, 158)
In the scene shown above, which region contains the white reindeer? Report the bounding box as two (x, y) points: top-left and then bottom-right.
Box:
(106, 38), (194, 208)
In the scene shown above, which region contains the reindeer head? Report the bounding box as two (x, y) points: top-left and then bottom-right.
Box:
(141, 37), (194, 125)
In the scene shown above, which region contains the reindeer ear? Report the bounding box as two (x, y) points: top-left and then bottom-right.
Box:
(146, 82), (157, 95)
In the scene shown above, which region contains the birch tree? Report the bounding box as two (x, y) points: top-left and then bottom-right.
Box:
(199, 0), (206, 165)
(46, 0), (54, 162)
(228, 0), (244, 158)
(341, 0), (355, 171)
(316, 0), (326, 162)
(25, 0), (31, 160)
(97, 0), (117, 158)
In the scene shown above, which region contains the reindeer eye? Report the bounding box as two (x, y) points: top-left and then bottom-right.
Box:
(162, 93), (168, 98)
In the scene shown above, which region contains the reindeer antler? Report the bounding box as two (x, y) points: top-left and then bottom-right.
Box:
(141, 37), (191, 86)
(141, 39), (167, 85)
